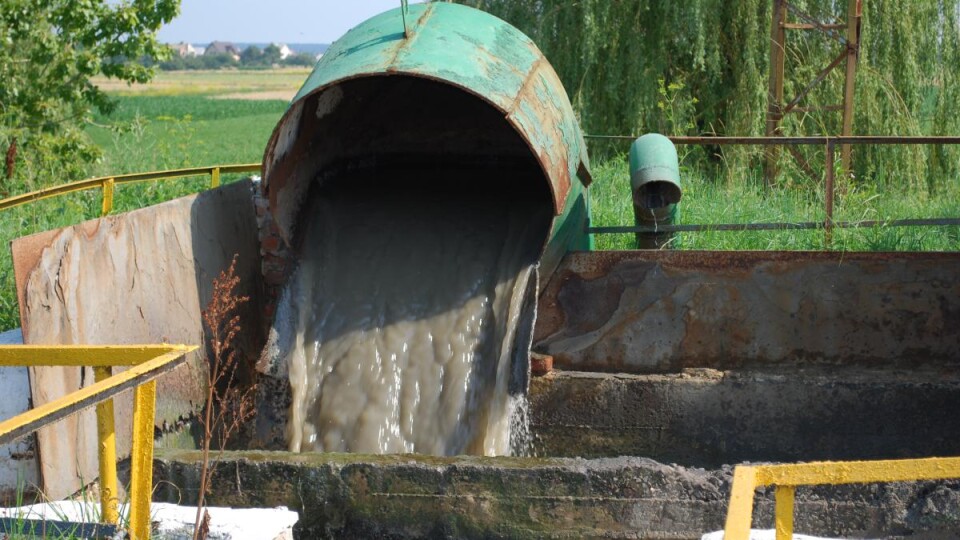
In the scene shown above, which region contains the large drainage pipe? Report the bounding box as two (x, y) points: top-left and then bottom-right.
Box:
(259, 2), (593, 279)
(252, 3), (593, 452)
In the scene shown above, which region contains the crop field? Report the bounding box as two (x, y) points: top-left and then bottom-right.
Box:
(90, 68), (310, 99)
(1, 68), (958, 331)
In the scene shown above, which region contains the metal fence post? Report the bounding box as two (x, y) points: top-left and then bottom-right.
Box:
(129, 380), (157, 540)
(825, 140), (835, 247)
(775, 485), (796, 540)
(93, 367), (119, 525)
(210, 167), (221, 188)
(100, 178), (115, 217)
(723, 466), (759, 540)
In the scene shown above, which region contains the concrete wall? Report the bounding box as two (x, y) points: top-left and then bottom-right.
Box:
(154, 449), (960, 539)
(529, 368), (960, 466)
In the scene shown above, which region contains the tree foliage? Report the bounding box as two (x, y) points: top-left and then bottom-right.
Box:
(454, 0), (960, 187)
(0, 0), (179, 191)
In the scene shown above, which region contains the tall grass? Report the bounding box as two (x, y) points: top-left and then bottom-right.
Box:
(589, 152), (960, 252)
(87, 95), (287, 176)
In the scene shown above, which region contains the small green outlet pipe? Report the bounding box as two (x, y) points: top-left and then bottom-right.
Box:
(629, 134), (682, 249)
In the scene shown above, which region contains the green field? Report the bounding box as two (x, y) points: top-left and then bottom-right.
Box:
(1, 69), (958, 331)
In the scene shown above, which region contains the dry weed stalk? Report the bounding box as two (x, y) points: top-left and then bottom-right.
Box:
(193, 254), (256, 540)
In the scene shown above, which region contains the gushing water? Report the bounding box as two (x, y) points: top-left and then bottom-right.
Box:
(268, 181), (548, 456)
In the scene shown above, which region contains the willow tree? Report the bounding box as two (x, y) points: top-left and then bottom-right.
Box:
(454, 0), (960, 188)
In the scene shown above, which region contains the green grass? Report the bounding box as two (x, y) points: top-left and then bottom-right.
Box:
(88, 95), (287, 174)
(2, 85), (959, 331)
(589, 154), (960, 252)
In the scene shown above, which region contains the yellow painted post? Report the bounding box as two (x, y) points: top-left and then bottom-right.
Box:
(129, 380), (157, 540)
(210, 166), (221, 188)
(775, 485), (796, 540)
(101, 178), (115, 216)
(724, 466), (759, 540)
(93, 367), (119, 525)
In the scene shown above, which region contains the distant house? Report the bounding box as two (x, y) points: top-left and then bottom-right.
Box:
(172, 42), (197, 57)
(205, 41), (241, 61)
(274, 43), (295, 60)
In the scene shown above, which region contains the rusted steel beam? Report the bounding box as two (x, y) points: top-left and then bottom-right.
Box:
(586, 217), (960, 235)
(782, 23), (846, 30)
(765, 0), (788, 186)
(825, 140), (836, 246)
(841, 0), (863, 172)
(782, 50), (847, 115)
(787, 104), (844, 113)
(784, 2), (848, 44)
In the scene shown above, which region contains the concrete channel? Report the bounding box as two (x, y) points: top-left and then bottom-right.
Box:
(151, 249), (960, 539)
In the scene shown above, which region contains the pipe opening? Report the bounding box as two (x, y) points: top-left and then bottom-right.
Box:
(263, 75), (554, 245)
(257, 75), (556, 455)
(634, 181), (682, 210)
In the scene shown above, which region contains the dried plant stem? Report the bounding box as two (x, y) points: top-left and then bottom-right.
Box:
(193, 254), (255, 540)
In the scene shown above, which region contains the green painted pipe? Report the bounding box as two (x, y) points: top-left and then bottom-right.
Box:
(262, 2), (593, 279)
(629, 134), (682, 249)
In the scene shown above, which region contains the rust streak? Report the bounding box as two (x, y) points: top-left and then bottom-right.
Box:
(506, 57), (545, 115)
(386, 4), (435, 69)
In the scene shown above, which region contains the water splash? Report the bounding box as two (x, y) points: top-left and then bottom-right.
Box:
(268, 182), (548, 456)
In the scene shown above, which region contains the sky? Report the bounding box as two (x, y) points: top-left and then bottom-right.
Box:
(157, 0), (427, 44)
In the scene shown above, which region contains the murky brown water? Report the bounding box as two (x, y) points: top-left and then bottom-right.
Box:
(268, 181), (548, 455)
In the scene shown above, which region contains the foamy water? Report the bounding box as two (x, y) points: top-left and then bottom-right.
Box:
(267, 185), (547, 456)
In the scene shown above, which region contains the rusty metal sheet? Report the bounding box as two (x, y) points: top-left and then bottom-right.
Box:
(11, 181), (264, 499)
(534, 251), (960, 373)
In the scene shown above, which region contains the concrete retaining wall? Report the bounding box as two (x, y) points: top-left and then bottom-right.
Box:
(529, 368), (960, 466)
(154, 450), (960, 539)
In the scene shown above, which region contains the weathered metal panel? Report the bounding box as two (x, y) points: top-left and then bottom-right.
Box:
(11, 181), (264, 499)
(534, 251), (960, 372)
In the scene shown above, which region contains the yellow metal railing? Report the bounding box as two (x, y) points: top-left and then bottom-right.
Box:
(0, 344), (197, 540)
(0, 163), (260, 216)
(723, 456), (960, 539)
